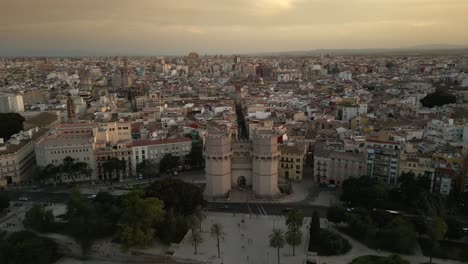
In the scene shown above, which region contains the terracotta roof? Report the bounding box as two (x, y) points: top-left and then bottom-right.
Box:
(132, 137), (191, 147)
(23, 112), (58, 130)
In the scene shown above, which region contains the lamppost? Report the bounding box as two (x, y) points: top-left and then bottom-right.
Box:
(221, 250), (224, 264)
(267, 251), (269, 264)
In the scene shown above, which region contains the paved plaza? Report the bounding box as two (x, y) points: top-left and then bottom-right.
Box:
(174, 212), (310, 264)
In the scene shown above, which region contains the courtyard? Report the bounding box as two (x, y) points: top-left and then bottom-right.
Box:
(174, 212), (310, 264)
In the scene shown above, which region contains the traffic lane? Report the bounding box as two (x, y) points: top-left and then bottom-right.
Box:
(206, 202), (328, 217)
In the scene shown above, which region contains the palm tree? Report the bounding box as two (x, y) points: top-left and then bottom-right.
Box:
(187, 215), (200, 232)
(210, 223), (225, 258)
(269, 228), (285, 264)
(285, 227), (302, 256)
(285, 208), (304, 230)
(194, 205), (206, 231)
(189, 229), (203, 254)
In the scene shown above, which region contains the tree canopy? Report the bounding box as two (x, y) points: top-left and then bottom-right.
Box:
(159, 154), (180, 172)
(145, 178), (205, 214)
(0, 113), (25, 141)
(118, 190), (165, 249)
(0, 193), (10, 211)
(420, 90), (457, 108)
(23, 205), (55, 232)
(341, 176), (388, 208)
(0, 231), (60, 264)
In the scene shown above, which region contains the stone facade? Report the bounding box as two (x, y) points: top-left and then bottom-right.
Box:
(204, 125), (280, 198)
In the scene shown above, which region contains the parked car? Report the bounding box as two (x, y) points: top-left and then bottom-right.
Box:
(18, 196), (29, 201)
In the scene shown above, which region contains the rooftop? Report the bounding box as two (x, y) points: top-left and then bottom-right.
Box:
(132, 137), (191, 147)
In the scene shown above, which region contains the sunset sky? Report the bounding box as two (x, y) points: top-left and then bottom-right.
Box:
(1, 0), (467, 56)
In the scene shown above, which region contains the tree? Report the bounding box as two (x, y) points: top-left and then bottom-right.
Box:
(136, 159), (158, 178)
(427, 217), (447, 264)
(310, 211), (321, 243)
(341, 176), (388, 208)
(269, 228), (285, 264)
(445, 218), (464, 239)
(210, 223), (225, 258)
(187, 215), (200, 232)
(184, 142), (204, 168)
(327, 206), (346, 225)
(157, 208), (188, 244)
(159, 154), (180, 172)
(62, 156), (76, 180)
(37, 164), (60, 183)
(286, 227), (302, 256)
(0, 231), (59, 264)
(73, 162), (91, 179)
(382, 255), (410, 264)
(66, 191), (99, 255)
(286, 208), (304, 230)
(103, 157), (126, 181)
(0, 113), (25, 141)
(118, 190), (165, 249)
(420, 90), (457, 108)
(145, 179), (205, 214)
(377, 217), (416, 254)
(23, 205), (55, 232)
(189, 230), (203, 254)
(92, 192), (122, 236)
(194, 205), (206, 231)
(0, 193), (10, 212)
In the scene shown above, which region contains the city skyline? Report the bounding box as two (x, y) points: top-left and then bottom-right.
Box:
(1, 0), (468, 56)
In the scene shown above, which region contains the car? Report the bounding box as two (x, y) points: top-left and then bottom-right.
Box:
(18, 196), (29, 201)
(87, 194), (97, 199)
(327, 184), (336, 188)
(282, 208), (293, 213)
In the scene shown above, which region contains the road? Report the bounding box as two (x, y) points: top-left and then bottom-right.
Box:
(1, 189), (329, 218)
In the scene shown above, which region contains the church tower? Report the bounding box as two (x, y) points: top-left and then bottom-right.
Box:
(251, 130), (280, 198)
(122, 60), (133, 88)
(79, 68), (93, 91)
(203, 123), (232, 197)
(66, 93), (76, 123)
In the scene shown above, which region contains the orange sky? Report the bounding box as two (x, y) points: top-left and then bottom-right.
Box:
(1, 0), (467, 55)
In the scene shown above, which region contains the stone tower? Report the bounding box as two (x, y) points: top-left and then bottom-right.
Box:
(251, 130), (280, 198)
(203, 124), (233, 197)
(66, 93), (76, 123)
(79, 69), (93, 91)
(122, 60), (133, 88)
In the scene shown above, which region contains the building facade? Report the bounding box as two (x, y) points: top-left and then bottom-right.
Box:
(279, 143), (306, 181)
(0, 94), (24, 113)
(204, 124), (281, 198)
(131, 138), (192, 176)
(366, 139), (402, 186)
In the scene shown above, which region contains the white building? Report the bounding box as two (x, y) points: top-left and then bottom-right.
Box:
(131, 138), (192, 175)
(0, 94), (24, 113)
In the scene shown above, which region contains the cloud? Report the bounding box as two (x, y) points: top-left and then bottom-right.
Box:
(0, 0), (467, 55)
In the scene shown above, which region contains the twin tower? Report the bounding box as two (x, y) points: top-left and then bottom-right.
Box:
(203, 124), (281, 199)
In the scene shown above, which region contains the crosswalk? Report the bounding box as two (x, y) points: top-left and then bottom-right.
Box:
(246, 201), (268, 216)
